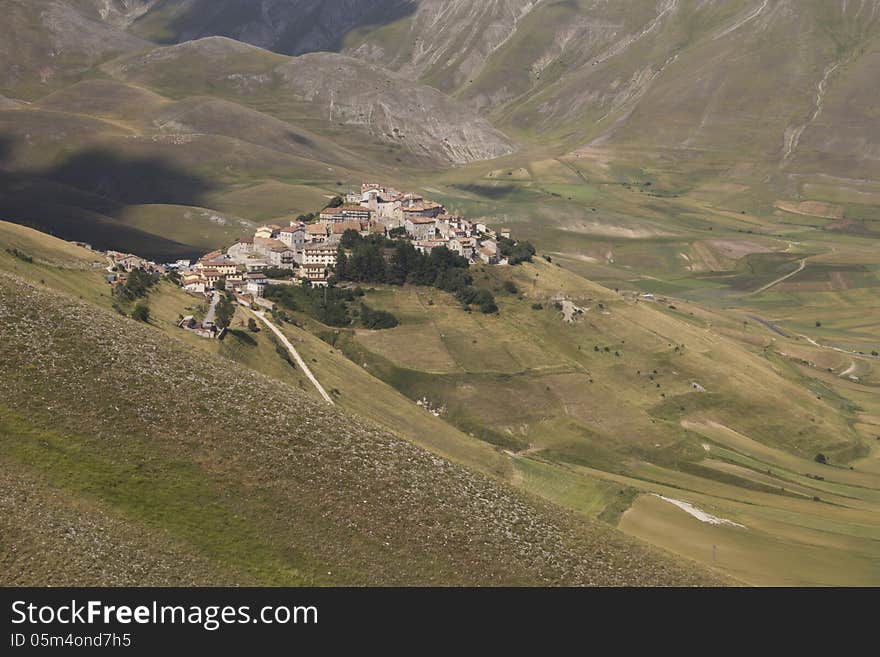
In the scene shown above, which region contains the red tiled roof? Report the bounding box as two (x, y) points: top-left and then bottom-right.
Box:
(332, 220), (363, 234)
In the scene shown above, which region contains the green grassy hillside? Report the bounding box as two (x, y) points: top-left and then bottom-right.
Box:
(0, 0), (149, 100)
(0, 222), (724, 586)
(2, 2), (879, 586)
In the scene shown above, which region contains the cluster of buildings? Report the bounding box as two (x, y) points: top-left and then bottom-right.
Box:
(176, 183), (514, 300)
(103, 249), (181, 289)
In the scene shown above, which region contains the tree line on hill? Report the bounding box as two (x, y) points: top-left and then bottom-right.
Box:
(334, 231), (499, 314)
(264, 282), (398, 330)
(112, 268), (160, 322)
(497, 236), (536, 265)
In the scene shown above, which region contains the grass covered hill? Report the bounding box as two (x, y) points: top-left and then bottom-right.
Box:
(0, 248), (723, 585)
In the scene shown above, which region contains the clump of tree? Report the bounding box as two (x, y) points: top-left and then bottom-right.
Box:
(296, 212), (317, 223)
(502, 280), (518, 294)
(268, 334), (296, 369)
(498, 237), (536, 265)
(814, 453), (828, 465)
(263, 267), (297, 279)
(335, 234), (497, 313)
(360, 303), (399, 329)
(115, 268), (159, 302)
(131, 302), (150, 323)
(247, 317), (260, 332)
(457, 286), (497, 314)
(328, 195), (345, 208)
(265, 283), (360, 328)
(214, 293), (236, 330)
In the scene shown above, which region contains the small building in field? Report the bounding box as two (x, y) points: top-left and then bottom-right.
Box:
(179, 315), (219, 339)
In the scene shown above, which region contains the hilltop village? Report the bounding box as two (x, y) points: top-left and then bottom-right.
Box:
(175, 183), (524, 300)
(95, 183), (536, 338)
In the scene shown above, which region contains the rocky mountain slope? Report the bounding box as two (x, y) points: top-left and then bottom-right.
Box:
(102, 37), (516, 164)
(0, 0), (149, 98)
(10, 0), (880, 182)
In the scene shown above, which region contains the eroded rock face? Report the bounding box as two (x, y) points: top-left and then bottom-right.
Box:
(0, 1), (150, 97)
(275, 52), (516, 164)
(82, 0), (161, 26)
(105, 38), (517, 165)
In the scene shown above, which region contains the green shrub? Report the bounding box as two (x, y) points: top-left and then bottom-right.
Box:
(131, 302), (150, 323)
(360, 303), (399, 330)
(6, 248), (33, 263)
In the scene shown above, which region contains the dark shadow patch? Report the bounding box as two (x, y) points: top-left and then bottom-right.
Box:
(48, 148), (213, 206)
(285, 129), (314, 147)
(134, 0), (417, 56)
(0, 135), (11, 166)
(452, 183), (519, 199)
(228, 329), (257, 346)
(0, 143), (214, 261)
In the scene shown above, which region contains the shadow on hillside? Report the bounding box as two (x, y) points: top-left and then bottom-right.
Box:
(0, 144), (213, 261)
(155, 0), (417, 56)
(0, 135), (11, 169)
(47, 147), (213, 206)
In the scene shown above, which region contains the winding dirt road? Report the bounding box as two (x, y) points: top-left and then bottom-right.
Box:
(749, 258), (806, 296)
(255, 311), (334, 405)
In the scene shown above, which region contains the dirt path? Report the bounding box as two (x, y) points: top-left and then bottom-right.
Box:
(254, 311), (334, 405)
(748, 258), (806, 296)
(801, 333), (877, 360)
(653, 494), (746, 528)
(203, 291), (220, 325)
